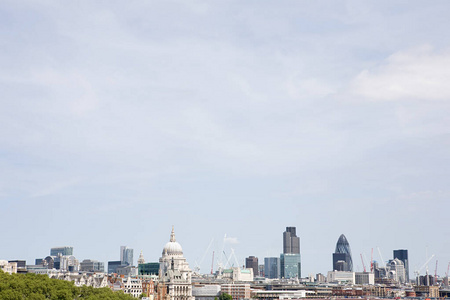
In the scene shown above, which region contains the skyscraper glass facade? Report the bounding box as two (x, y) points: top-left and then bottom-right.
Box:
(332, 234), (353, 271)
(50, 246), (73, 256)
(280, 253), (301, 279)
(120, 246), (134, 266)
(264, 257), (280, 279)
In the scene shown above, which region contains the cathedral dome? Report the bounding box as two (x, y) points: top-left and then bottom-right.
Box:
(162, 227), (183, 256)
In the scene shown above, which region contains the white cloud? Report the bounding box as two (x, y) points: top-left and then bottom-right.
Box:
(224, 236), (239, 244)
(349, 45), (450, 101)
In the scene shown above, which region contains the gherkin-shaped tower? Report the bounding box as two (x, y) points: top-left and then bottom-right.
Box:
(332, 234), (353, 271)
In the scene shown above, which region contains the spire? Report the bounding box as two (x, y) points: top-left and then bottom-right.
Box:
(138, 250), (145, 264)
(170, 225), (176, 242)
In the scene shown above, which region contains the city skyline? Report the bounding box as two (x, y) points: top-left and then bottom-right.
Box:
(4, 226), (446, 280)
(1, 1), (450, 278)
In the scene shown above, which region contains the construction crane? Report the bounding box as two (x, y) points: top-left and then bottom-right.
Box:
(210, 251), (214, 275)
(435, 260), (438, 284)
(360, 254), (367, 272)
(414, 254), (435, 284)
(377, 247), (386, 267)
(194, 238), (214, 273)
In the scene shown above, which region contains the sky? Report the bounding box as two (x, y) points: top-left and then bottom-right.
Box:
(1, 0), (450, 278)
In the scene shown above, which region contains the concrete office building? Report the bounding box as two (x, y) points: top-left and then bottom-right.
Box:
(80, 259), (105, 273)
(393, 249), (409, 282)
(283, 227), (300, 254)
(388, 258), (406, 283)
(327, 271), (355, 284)
(355, 272), (375, 285)
(192, 284), (221, 300)
(108, 261), (128, 274)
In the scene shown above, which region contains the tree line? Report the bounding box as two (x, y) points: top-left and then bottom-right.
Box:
(0, 270), (135, 300)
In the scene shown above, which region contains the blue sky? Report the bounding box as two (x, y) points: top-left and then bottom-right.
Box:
(1, 0), (450, 277)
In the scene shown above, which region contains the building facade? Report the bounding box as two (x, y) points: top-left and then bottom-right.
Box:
(121, 246), (134, 266)
(245, 256), (258, 277)
(0, 260), (17, 274)
(332, 234), (353, 272)
(388, 258), (406, 283)
(280, 253), (301, 279)
(50, 246), (73, 256)
(264, 257), (280, 279)
(80, 259), (104, 273)
(283, 227), (300, 254)
(221, 283), (251, 300)
(281, 227), (301, 278)
(393, 249), (409, 282)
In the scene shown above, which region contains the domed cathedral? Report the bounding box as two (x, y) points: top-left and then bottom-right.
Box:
(157, 226), (194, 300)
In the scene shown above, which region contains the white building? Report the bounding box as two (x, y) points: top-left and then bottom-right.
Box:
(222, 267), (254, 282)
(0, 260), (17, 274)
(192, 284), (221, 300)
(388, 259), (406, 283)
(123, 276), (143, 298)
(158, 226), (194, 300)
(327, 271), (355, 284)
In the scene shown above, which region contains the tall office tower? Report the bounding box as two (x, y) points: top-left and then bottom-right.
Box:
(332, 234), (353, 272)
(50, 246), (73, 256)
(281, 227), (301, 278)
(283, 227), (300, 254)
(245, 256), (258, 276)
(264, 257), (280, 279)
(120, 246), (134, 266)
(393, 249), (409, 282)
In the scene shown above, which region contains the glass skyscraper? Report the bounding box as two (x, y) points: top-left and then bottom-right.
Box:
(332, 234), (353, 272)
(50, 246), (73, 256)
(120, 246), (134, 266)
(264, 257), (280, 279)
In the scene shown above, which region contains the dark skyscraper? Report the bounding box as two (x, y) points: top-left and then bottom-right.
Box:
(393, 249), (409, 282)
(332, 234), (353, 272)
(245, 256), (258, 276)
(283, 227), (300, 254)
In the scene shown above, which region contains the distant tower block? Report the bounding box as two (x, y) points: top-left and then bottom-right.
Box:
(281, 227), (301, 278)
(393, 249), (409, 282)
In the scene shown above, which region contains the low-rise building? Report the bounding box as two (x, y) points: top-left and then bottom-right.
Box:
(0, 260), (17, 274)
(222, 268), (253, 282)
(221, 283), (250, 300)
(123, 276), (143, 298)
(355, 272), (374, 285)
(192, 284), (221, 300)
(327, 271), (355, 284)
